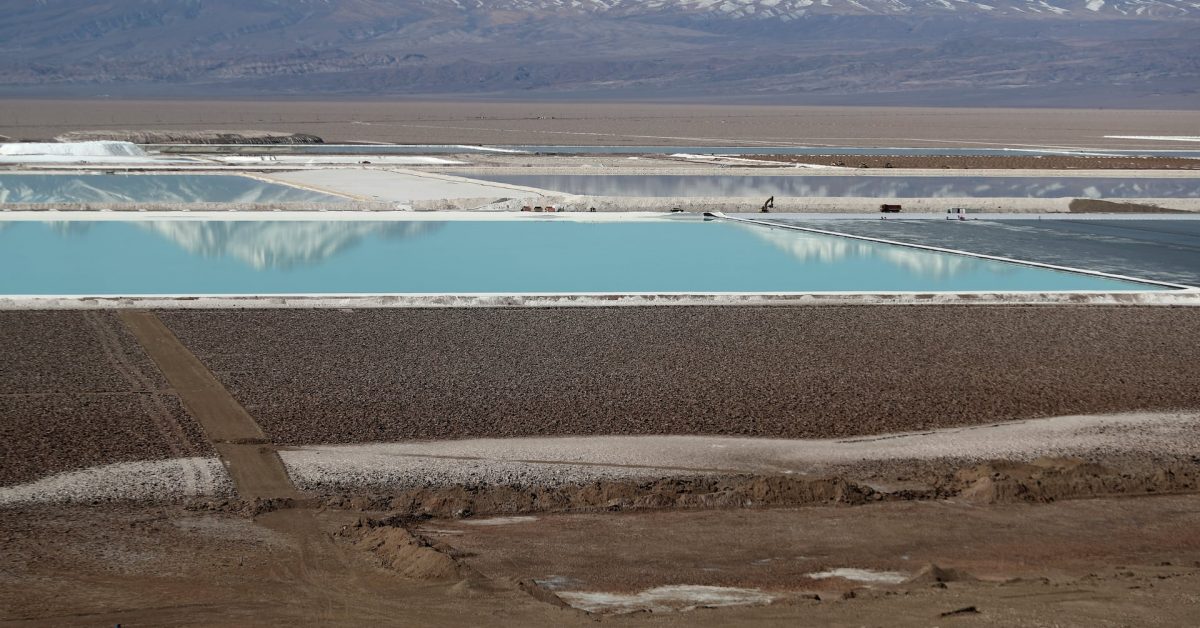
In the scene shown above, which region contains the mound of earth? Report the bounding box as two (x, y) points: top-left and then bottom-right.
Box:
(952, 457), (1198, 504)
(324, 475), (879, 518)
(338, 516), (475, 581)
(905, 563), (977, 585)
(53, 130), (324, 145)
(1068, 198), (1187, 213)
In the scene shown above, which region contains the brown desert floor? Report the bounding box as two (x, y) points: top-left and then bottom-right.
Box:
(433, 495), (1200, 594)
(5, 306), (1200, 625)
(2, 100), (1199, 150)
(744, 155), (1200, 169)
(3, 494), (1200, 626)
(0, 311), (210, 486)
(158, 306), (1200, 446)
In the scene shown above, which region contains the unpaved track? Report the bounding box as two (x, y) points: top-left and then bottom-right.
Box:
(118, 310), (297, 501)
(117, 310), (387, 624)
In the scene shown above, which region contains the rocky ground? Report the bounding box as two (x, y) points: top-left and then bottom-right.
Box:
(157, 306), (1200, 446)
(53, 130), (324, 145)
(0, 311), (210, 486)
(3, 479), (1200, 626)
(4, 305), (1200, 624)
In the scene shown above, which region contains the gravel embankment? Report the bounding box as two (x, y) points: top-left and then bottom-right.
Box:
(0, 312), (212, 486)
(159, 306), (1200, 445)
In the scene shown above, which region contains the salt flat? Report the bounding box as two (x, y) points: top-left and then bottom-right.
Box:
(261, 168), (556, 203)
(280, 411), (1200, 491)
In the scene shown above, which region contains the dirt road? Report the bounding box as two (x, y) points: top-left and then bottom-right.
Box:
(118, 310), (297, 501)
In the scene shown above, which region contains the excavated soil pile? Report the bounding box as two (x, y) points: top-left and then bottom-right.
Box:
(54, 130), (324, 145)
(323, 475), (878, 518)
(307, 458), (1200, 518)
(0, 311), (211, 486)
(745, 155), (1200, 170)
(951, 457), (1198, 504)
(1068, 199), (1188, 213)
(338, 516), (474, 581)
(159, 306), (1200, 445)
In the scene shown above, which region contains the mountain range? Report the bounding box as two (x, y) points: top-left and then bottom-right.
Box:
(1, 0), (1197, 106)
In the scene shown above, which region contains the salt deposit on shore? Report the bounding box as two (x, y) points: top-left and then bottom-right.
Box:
(10, 411), (1191, 503)
(0, 141), (147, 157)
(0, 141), (189, 164)
(0, 457), (231, 505)
(261, 168), (556, 202)
(216, 155), (466, 166)
(556, 585), (774, 614)
(279, 411), (1200, 491)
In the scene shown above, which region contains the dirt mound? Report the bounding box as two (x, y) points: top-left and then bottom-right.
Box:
(324, 475), (878, 518)
(1069, 199), (1187, 213)
(53, 130), (324, 145)
(337, 516), (474, 581)
(952, 457), (1198, 504)
(314, 458), (1200, 519)
(906, 563), (977, 585)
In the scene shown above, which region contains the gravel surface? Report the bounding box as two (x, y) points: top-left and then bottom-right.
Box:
(280, 411), (1200, 491)
(159, 306), (1200, 446)
(0, 311), (212, 486)
(0, 457), (231, 505)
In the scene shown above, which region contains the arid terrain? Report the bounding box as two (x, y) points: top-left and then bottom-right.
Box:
(3, 101), (1200, 149)
(744, 155), (1200, 170)
(2, 305), (1200, 625)
(3, 104), (1200, 622)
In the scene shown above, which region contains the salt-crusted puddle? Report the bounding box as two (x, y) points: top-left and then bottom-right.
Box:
(0, 173), (346, 204)
(460, 174), (1200, 199)
(0, 213), (1170, 296)
(808, 568), (909, 584)
(555, 585), (775, 614)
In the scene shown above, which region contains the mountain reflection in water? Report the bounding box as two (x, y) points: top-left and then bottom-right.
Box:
(463, 174), (1200, 199)
(742, 224), (1003, 280)
(48, 220), (443, 270)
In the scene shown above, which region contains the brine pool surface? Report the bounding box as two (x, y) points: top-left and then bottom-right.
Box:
(0, 217), (1165, 296)
(462, 174), (1200, 199)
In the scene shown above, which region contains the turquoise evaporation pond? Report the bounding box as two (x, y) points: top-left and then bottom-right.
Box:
(0, 174), (345, 204)
(0, 218), (1165, 295)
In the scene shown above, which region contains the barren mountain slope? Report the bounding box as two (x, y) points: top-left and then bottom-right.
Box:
(1, 0), (1197, 104)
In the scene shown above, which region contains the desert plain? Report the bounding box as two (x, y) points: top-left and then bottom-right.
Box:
(3, 103), (1200, 626)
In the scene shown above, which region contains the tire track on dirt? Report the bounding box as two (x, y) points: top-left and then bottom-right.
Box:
(82, 311), (192, 458)
(118, 310), (389, 623)
(117, 310), (297, 500)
